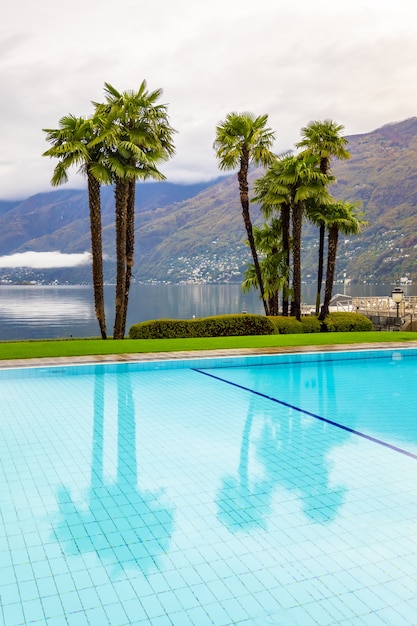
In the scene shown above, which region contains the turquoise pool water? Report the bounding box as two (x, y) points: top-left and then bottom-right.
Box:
(1, 349), (417, 625)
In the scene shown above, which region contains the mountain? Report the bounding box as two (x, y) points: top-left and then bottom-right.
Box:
(322, 116), (417, 283)
(0, 200), (20, 217)
(1, 117), (417, 285)
(0, 181), (221, 255)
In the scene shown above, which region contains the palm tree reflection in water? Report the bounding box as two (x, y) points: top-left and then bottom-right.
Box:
(217, 397), (272, 532)
(53, 370), (174, 576)
(217, 361), (348, 532)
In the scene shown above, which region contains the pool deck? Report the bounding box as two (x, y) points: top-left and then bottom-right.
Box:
(0, 340), (415, 369)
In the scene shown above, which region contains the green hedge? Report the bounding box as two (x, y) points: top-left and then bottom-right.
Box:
(268, 316), (304, 334)
(268, 315), (322, 334)
(129, 314), (275, 339)
(300, 315), (322, 333)
(129, 311), (373, 339)
(322, 312), (373, 332)
(129, 319), (193, 339)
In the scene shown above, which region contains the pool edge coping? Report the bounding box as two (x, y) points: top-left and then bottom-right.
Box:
(0, 340), (416, 369)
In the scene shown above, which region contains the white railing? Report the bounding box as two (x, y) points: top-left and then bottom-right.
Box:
(350, 295), (417, 317)
(303, 295), (417, 322)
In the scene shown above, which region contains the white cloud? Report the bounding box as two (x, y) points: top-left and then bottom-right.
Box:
(1, 0), (417, 198)
(0, 251), (92, 268)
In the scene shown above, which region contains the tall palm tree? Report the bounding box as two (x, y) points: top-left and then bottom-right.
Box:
(95, 81), (176, 338)
(254, 154), (331, 320)
(319, 201), (367, 320)
(253, 168), (291, 315)
(241, 219), (288, 316)
(43, 114), (111, 339)
(296, 120), (350, 315)
(214, 112), (276, 315)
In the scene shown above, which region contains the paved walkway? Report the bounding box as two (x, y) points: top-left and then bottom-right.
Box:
(0, 341), (415, 369)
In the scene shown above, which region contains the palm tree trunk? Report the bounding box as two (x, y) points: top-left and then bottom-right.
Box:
(319, 225), (338, 320)
(315, 222), (325, 316)
(268, 295), (277, 316)
(291, 202), (303, 321)
(121, 180), (136, 337)
(87, 168), (107, 339)
(273, 293), (280, 315)
(315, 157), (330, 316)
(281, 203), (290, 316)
(238, 157), (269, 316)
(269, 245), (280, 316)
(113, 178), (129, 339)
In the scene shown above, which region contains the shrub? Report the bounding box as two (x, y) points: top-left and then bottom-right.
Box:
(322, 312), (373, 332)
(191, 314), (275, 337)
(300, 315), (322, 333)
(129, 311), (372, 339)
(128, 314), (275, 339)
(268, 316), (305, 334)
(129, 319), (193, 339)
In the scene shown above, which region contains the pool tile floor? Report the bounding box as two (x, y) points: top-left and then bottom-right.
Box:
(1, 344), (417, 625)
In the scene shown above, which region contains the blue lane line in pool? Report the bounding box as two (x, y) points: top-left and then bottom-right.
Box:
(194, 368), (417, 461)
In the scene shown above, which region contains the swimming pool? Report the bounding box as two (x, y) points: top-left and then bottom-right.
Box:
(1, 348), (417, 625)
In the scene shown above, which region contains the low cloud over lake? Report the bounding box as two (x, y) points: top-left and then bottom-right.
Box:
(0, 251), (92, 268)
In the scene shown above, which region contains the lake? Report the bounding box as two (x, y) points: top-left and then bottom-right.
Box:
(0, 283), (413, 340)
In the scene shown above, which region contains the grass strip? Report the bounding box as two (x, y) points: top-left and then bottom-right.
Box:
(0, 331), (416, 361)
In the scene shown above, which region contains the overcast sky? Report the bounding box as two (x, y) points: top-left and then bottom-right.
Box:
(1, 0), (417, 200)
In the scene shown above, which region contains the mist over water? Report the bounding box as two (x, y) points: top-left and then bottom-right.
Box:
(0, 283), (413, 340)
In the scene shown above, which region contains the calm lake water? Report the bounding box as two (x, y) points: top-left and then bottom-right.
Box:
(0, 283), (413, 340)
